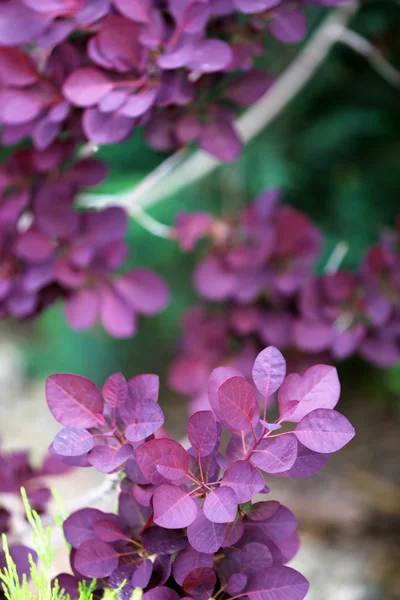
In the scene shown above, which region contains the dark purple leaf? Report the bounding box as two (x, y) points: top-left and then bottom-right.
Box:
(252, 346), (286, 398)
(118, 493), (151, 533)
(279, 533), (300, 564)
(142, 527), (188, 556)
(63, 508), (104, 548)
(182, 567), (217, 597)
(188, 411), (218, 457)
(92, 519), (127, 543)
(222, 460), (265, 503)
(295, 409), (355, 453)
(153, 484), (198, 529)
(221, 519), (244, 547)
(227, 573), (247, 595)
(218, 376), (258, 432)
(250, 434), (298, 474)
(173, 547), (213, 586)
(53, 427), (94, 457)
(74, 540), (119, 578)
(268, 10), (307, 44)
(246, 501), (280, 522)
(203, 486), (237, 523)
(46, 374), (104, 428)
(278, 365), (340, 423)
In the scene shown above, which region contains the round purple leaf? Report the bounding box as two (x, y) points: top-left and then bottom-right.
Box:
(252, 346), (286, 399)
(188, 411), (218, 457)
(222, 460), (265, 503)
(46, 374), (104, 428)
(203, 487), (238, 523)
(125, 399), (165, 442)
(153, 484), (198, 529)
(250, 434), (298, 474)
(295, 409), (355, 453)
(218, 376), (258, 432)
(74, 540), (119, 578)
(53, 427), (94, 457)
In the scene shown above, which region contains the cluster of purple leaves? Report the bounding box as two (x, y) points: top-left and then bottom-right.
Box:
(0, 144), (169, 336)
(0, 0), (351, 161)
(0, 445), (70, 588)
(45, 346), (355, 599)
(169, 189), (400, 408)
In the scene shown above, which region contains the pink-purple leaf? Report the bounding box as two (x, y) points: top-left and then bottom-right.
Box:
(203, 487), (237, 523)
(250, 434), (298, 474)
(278, 365), (340, 423)
(88, 443), (132, 473)
(128, 374), (160, 404)
(63, 68), (113, 107)
(188, 411), (218, 457)
(74, 540), (119, 578)
(53, 427), (94, 457)
(245, 566), (309, 600)
(113, 0), (152, 23)
(252, 346), (286, 399)
(294, 409), (355, 453)
(136, 439), (189, 484)
(207, 366), (244, 428)
(114, 269), (169, 315)
(46, 374), (104, 428)
(153, 484), (198, 529)
(218, 376), (258, 432)
(102, 373), (128, 408)
(222, 460), (265, 503)
(125, 399), (165, 442)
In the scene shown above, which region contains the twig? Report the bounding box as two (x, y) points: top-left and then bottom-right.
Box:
(77, 3), (359, 215)
(130, 206), (173, 239)
(338, 28), (400, 89)
(324, 241), (349, 274)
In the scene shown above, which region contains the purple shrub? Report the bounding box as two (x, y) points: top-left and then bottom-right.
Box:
(170, 188), (400, 409)
(45, 346), (355, 598)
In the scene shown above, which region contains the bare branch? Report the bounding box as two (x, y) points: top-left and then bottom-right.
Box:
(338, 28), (400, 89)
(78, 3), (359, 215)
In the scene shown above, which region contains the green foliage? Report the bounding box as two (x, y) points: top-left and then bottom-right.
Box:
(0, 489), (125, 600)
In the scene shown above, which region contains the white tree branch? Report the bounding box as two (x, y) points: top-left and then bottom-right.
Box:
(337, 28), (400, 89)
(78, 3), (359, 219)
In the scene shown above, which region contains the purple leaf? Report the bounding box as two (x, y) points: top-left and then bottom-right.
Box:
(218, 376), (258, 432)
(102, 372), (128, 408)
(113, 0), (152, 23)
(143, 587), (180, 600)
(295, 409), (355, 453)
(188, 411), (218, 457)
(246, 501), (281, 522)
(208, 366), (245, 428)
(63, 508), (104, 548)
(125, 399), (165, 442)
(252, 346), (286, 398)
(100, 286), (136, 338)
(187, 510), (227, 554)
(198, 119), (241, 162)
(142, 526), (188, 556)
(182, 567), (217, 597)
(83, 107), (134, 144)
(74, 540), (119, 578)
(0, 0), (52, 46)
(227, 573), (247, 595)
(0, 545), (37, 579)
(203, 486), (237, 523)
(280, 442), (330, 478)
(53, 427), (94, 457)
(188, 39), (232, 73)
(194, 257), (237, 300)
(114, 269), (169, 315)
(222, 460), (264, 503)
(0, 48), (38, 86)
(278, 365), (340, 423)
(92, 519), (127, 543)
(136, 439), (189, 484)
(64, 289), (100, 331)
(46, 374), (104, 428)
(224, 70), (274, 106)
(173, 547), (214, 586)
(245, 566), (309, 600)
(279, 533), (300, 564)
(268, 10), (307, 44)
(88, 443), (132, 473)
(250, 434), (298, 474)
(221, 519), (244, 547)
(63, 68), (113, 107)
(153, 484), (198, 529)
(132, 559), (153, 588)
